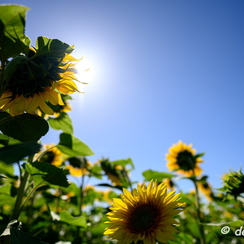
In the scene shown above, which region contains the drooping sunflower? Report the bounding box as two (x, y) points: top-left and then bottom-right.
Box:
(0, 37), (81, 116)
(163, 177), (176, 191)
(104, 180), (184, 244)
(66, 157), (92, 177)
(166, 140), (203, 177)
(197, 181), (214, 201)
(37, 144), (64, 167)
(100, 159), (124, 186)
(221, 170), (244, 199)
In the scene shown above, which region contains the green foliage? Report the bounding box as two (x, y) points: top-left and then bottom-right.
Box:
(0, 5), (30, 62)
(0, 3), (244, 244)
(59, 211), (87, 228)
(143, 169), (175, 182)
(0, 113), (49, 142)
(24, 162), (69, 188)
(57, 133), (94, 156)
(48, 113), (73, 134)
(10, 227), (48, 244)
(0, 141), (41, 164)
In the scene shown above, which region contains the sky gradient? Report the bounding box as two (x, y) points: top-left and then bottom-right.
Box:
(5, 0), (244, 191)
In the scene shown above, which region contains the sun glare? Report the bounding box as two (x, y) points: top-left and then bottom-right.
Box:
(75, 57), (94, 91)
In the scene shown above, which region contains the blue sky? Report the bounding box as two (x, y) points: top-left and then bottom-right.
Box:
(6, 0), (244, 191)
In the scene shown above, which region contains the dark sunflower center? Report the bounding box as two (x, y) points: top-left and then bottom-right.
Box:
(39, 151), (55, 164)
(176, 150), (196, 171)
(128, 203), (160, 234)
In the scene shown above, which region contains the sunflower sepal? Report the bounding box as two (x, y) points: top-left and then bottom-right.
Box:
(34, 36), (74, 59)
(0, 56), (28, 97)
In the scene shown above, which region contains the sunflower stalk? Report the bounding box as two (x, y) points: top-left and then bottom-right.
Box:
(11, 155), (34, 220)
(74, 161), (86, 242)
(192, 177), (206, 244)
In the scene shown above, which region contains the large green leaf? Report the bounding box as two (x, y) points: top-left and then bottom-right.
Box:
(10, 227), (48, 244)
(0, 113), (49, 142)
(142, 170), (176, 182)
(35, 36), (74, 58)
(0, 141), (41, 164)
(0, 5), (30, 62)
(48, 113), (73, 134)
(24, 162), (69, 188)
(60, 211), (87, 228)
(57, 133), (94, 157)
(0, 162), (16, 179)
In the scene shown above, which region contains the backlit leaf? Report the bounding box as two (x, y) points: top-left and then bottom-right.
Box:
(143, 170), (175, 182)
(48, 113), (73, 134)
(57, 133), (94, 157)
(60, 211), (87, 228)
(0, 113), (49, 142)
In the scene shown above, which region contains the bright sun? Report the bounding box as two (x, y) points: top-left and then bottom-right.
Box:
(75, 57), (94, 91)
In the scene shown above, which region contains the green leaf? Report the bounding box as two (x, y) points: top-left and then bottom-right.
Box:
(0, 184), (16, 206)
(0, 142), (41, 164)
(110, 158), (134, 169)
(0, 5), (30, 62)
(59, 211), (87, 228)
(25, 162), (69, 188)
(48, 113), (73, 134)
(142, 170), (176, 182)
(186, 220), (202, 239)
(35, 36), (74, 58)
(0, 133), (20, 146)
(10, 227), (48, 244)
(57, 133), (94, 157)
(0, 162), (16, 179)
(0, 113), (49, 142)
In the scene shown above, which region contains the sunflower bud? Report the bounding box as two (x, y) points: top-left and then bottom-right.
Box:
(221, 170), (244, 199)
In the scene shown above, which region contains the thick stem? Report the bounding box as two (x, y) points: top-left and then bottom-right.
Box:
(11, 170), (30, 220)
(193, 179), (206, 244)
(11, 155), (34, 220)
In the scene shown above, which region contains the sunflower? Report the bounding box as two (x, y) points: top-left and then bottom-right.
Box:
(104, 180), (184, 244)
(100, 159), (123, 186)
(0, 37), (81, 116)
(166, 140), (203, 177)
(66, 157), (92, 177)
(197, 181), (214, 201)
(37, 144), (64, 167)
(163, 178), (176, 191)
(221, 170), (244, 199)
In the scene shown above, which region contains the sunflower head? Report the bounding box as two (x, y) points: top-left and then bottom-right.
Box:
(221, 170), (244, 199)
(166, 140), (203, 177)
(197, 177), (214, 201)
(163, 177), (176, 191)
(104, 180), (184, 244)
(66, 157), (91, 177)
(38, 144), (64, 167)
(0, 37), (81, 116)
(100, 159), (124, 186)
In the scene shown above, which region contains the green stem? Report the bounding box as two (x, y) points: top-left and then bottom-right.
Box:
(11, 155), (34, 220)
(193, 179), (206, 244)
(74, 167), (86, 243)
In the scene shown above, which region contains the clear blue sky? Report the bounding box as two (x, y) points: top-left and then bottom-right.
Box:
(6, 0), (244, 191)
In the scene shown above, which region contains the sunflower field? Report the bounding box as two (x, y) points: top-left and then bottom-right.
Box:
(0, 4), (244, 244)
